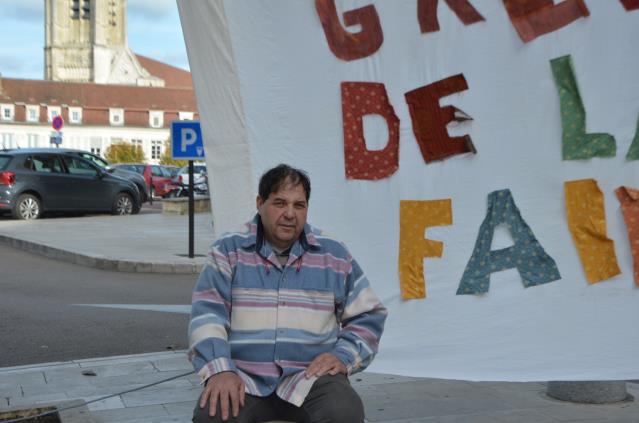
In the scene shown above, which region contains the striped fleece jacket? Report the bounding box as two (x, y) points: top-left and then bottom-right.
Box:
(188, 215), (387, 406)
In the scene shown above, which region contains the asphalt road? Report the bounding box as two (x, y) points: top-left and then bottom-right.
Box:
(0, 197), (164, 220)
(0, 242), (194, 368)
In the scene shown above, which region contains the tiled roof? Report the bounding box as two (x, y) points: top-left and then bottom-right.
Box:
(136, 54), (193, 89)
(0, 77), (198, 128)
(0, 78), (196, 110)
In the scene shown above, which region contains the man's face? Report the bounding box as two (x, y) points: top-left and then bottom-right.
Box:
(257, 181), (308, 251)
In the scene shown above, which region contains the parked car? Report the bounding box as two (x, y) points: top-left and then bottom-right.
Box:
(162, 165), (181, 179)
(173, 163), (207, 187)
(54, 149), (149, 203)
(112, 163), (175, 198)
(0, 149), (141, 220)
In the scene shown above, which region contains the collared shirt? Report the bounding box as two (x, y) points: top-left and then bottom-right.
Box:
(188, 215), (387, 406)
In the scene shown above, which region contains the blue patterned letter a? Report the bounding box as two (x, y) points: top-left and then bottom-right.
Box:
(457, 189), (561, 295)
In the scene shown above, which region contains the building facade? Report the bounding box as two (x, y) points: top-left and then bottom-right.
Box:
(45, 0), (163, 86)
(0, 0), (198, 164)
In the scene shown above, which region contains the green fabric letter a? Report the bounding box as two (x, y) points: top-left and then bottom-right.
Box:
(626, 115), (639, 160)
(550, 55), (616, 160)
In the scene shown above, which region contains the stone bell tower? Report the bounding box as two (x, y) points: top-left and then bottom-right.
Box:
(44, 0), (164, 86)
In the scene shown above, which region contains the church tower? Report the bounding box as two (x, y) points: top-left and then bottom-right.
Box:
(44, 0), (164, 86)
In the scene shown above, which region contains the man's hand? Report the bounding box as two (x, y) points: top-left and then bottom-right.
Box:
(305, 352), (347, 379)
(199, 371), (245, 421)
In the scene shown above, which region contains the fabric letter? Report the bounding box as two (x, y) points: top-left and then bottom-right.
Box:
(457, 189), (561, 295)
(626, 116), (639, 160)
(342, 82), (400, 180)
(502, 0), (590, 43)
(615, 187), (639, 286)
(565, 179), (621, 284)
(404, 74), (476, 163)
(315, 0), (383, 61)
(418, 0), (485, 34)
(621, 0), (639, 11)
(399, 199), (452, 299)
(550, 55), (616, 160)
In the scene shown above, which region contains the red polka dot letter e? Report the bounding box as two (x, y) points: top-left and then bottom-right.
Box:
(315, 0), (383, 61)
(405, 74), (476, 164)
(342, 82), (400, 180)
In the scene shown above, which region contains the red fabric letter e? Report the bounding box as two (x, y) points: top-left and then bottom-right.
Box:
(405, 74), (476, 163)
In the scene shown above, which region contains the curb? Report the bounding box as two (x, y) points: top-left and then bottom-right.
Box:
(0, 235), (202, 274)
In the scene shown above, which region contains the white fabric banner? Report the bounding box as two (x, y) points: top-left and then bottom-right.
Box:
(177, 0), (639, 381)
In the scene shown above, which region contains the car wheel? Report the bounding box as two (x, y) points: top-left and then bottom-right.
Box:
(12, 194), (42, 220)
(112, 192), (134, 215)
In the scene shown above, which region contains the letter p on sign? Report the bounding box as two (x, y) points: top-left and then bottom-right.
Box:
(181, 128), (197, 152)
(171, 120), (205, 160)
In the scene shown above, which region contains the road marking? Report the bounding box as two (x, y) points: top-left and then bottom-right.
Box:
(72, 304), (190, 313)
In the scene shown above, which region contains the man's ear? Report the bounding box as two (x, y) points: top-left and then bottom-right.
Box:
(256, 195), (264, 211)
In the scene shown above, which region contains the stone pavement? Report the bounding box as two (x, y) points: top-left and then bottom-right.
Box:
(1, 351), (638, 423)
(0, 211), (214, 273)
(1, 211), (638, 422)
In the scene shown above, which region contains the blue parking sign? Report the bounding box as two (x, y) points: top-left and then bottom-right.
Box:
(171, 121), (205, 160)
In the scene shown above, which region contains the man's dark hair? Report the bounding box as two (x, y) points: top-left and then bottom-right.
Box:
(258, 164), (311, 201)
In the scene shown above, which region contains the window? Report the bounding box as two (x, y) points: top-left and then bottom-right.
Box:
(1, 104), (15, 122)
(151, 166), (164, 177)
(90, 148), (101, 156)
(64, 156), (98, 176)
(1, 133), (14, 149)
(69, 107), (82, 124)
(72, 0), (90, 19)
(109, 108), (124, 126)
(0, 155), (11, 170)
(118, 164), (145, 174)
(71, 0), (80, 18)
(26, 105), (40, 123)
(82, 0), (90, 19)
(149, 111), (164, 128)
(80, 152), (108, 168)
(131, 139), (144, 156)
(151, 140), (162, 160)
(27, 134), (39, 148)
(47, 106), (61, 123)
(178, 111), (194, 121)
(27, 155), (64, 173)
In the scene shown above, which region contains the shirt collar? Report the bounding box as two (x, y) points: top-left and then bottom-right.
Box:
(240, 214), (321, 251)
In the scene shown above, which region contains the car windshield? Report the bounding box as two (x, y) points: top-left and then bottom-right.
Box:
(0, 155), (10, 170)
(179, 165), (207, 174)
(117, 164), (145, 174)
(163, 166), (180, 177)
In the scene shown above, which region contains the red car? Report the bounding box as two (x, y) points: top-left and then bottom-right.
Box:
(113, 164), (175, 198)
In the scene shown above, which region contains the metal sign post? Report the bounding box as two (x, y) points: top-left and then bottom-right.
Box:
(188, 160), (195, 258)
(171, 121), (205, 259)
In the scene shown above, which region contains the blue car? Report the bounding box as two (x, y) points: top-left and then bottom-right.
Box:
(0, 148), (141, 220)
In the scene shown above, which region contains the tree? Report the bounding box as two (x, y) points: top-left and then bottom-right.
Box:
(160, 137), (188, 167)
(105, 142), (146, 164)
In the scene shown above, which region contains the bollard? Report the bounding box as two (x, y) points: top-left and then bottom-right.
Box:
(546, 381), (631, 404)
